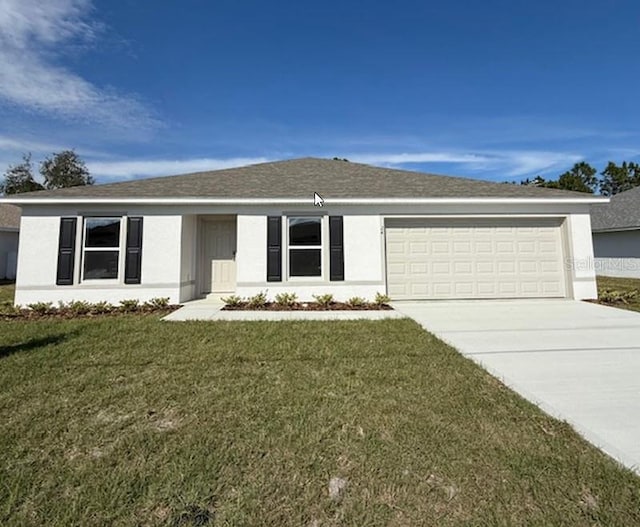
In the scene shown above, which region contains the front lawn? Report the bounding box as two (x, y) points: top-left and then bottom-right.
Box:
(1, 316), (639, 526)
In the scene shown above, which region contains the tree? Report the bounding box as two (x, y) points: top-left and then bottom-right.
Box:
(599, 161), (640, 196)
(520, 175), (558, 189)
(518, 162), (598, 193)
(556, 162), (598, 193)
(0, 153), (45, 195)
(40, 150), (94, 190)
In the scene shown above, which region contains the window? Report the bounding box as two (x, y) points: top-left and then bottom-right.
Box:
(288, 216), (322, 277)
(83, 217), (121, 279)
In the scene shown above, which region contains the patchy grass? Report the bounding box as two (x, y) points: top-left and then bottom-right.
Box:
(597, 276), (640, 312)
(0, 281), (15, 304)
(0, 316), (639, 526)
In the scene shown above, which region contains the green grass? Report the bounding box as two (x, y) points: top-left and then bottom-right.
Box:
(597, 275), (640, 312)
(1, 316), (639, 526)
(0, 281), (14, 304)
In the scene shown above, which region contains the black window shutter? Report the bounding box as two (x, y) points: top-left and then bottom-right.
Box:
(124, 217), (143, 284)
(329, 216), (344, 281)
(56, 217), (77, 285)
(266, 216), (282, 282)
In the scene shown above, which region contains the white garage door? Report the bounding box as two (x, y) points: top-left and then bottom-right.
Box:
(385, 218), (567, 300)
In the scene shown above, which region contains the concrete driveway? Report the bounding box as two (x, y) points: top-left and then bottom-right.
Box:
(392, 299), (640, 474)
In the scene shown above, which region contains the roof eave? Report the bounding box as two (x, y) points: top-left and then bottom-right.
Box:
(592, 226), (640, 233)
(0, 196), (609, 205)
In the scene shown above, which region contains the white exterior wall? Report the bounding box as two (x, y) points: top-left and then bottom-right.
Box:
(179, 215), (198, 301)
(15, 214), (184, 306)
(592, 230), (640, 278)
(12, 201), (600, 306)
(0, 230), (18, 279)
(236, 215), (267, 283)
(564, 213), (598, 299)
(235, 213), (385, 302)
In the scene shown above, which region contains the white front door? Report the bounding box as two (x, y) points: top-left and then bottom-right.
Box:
(204, 220), (237, 293)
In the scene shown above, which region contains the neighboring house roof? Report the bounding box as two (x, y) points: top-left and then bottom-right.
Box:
(1, 157), (603, 203)
(0, 204), (20, 231)
(590, 186), (640, 232)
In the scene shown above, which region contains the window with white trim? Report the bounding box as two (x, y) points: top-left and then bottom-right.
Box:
(82, 217), (122, 280)
(288, 216), (322, 277)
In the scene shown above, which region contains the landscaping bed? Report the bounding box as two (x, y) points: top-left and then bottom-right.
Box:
(593, 276), (640, 312)
(0, 298), (180, 321)
(221, 292), (392, 311)
(222, 301), (392, 311)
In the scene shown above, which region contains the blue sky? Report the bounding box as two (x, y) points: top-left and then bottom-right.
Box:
(0, 0), (639, 184)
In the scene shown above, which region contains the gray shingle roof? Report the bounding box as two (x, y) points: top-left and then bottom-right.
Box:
(5, 157), (598, 201)
(0, 204), (20, 230)
(590, 186), (640, 231)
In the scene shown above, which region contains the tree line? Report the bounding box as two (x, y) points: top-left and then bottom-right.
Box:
(514, 161), (640, 196)
(0, 151), (94, 195)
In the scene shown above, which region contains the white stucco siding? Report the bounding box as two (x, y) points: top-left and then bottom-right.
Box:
(565, 213), (598, 299)
(141, 215), (182, 286)
(235, 213), (385, 302)
(236, 215), (267, 283)
(179, 215), (198, 302)
(14, 214), (184, 306)
(593, 230), (640, 278)
(16, 216), (59, 288)
(10, 202), (601, 306)
(343, 215), (384, 282)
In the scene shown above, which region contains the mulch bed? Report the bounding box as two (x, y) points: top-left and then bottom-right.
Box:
(0, 306), (181, 321)
(222, 302), (393, 311)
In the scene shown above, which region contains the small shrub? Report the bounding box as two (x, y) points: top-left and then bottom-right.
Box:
(143, 297), (170, 310)
(0, 302), (22, 316)
(247, 292), (268, 309)
(27, 302), (55, 315)
(374, 292), (391, 306)
(274, 292), (298, 307)
(90, 301), (114, 315)
(221, 295), (244, 307)
(347, 296), (366, 307)
(67, 300), (91, 315)
(312, 293), (334, 307)
(599, 289), (638, 304)
(119, 299), (140, 312)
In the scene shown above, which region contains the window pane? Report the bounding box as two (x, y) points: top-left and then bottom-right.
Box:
(289, 217), (321, 246)
(290, 249), (321, 277)
(85, 218), (120, 248)
(84, 251), (119, 279)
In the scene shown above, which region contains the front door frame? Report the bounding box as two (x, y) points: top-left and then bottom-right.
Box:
(197, 215), (237, 296)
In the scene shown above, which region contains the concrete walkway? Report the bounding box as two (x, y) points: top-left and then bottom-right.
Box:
(392, 299), (640, 474)
(164, 298), (404, 321)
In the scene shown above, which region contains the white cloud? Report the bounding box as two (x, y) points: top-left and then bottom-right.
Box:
(346, 150), (582, 178)
(0, 0), (158, 129)
(348, 152), (493, 165)
(495, 151), (582, 178)
(0, 136), (60, 154)
(88, 157), (272, 180)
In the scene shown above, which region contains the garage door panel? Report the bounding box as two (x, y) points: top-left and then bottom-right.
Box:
(385, 218), (567, 300)
(477, 282), (496, 295)
(432, 241), (449, 253)
(410, 283), (429, 296)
